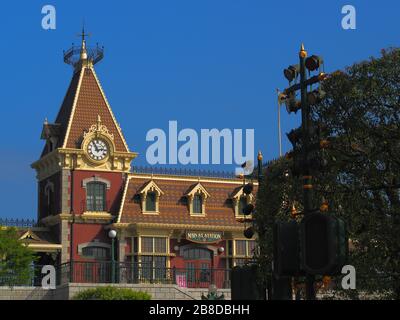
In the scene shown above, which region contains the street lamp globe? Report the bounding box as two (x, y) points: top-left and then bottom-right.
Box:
(108, 229), (117, 239)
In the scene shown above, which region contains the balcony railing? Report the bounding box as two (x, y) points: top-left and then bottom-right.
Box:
(60, 261), (231, 289)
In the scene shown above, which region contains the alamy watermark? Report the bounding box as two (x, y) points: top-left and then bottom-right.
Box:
(146, 121), (255, 175)
(41, 5), (56, 30)
(342, 5), (356, 30)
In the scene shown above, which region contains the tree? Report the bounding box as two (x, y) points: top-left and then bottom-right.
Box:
(0, 227), (36, 286)
(256, 48), (400, 299)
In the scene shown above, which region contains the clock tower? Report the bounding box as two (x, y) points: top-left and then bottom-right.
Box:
(31, 30), (137, 264)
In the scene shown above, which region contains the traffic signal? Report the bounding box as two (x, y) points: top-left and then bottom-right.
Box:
(271, 274), (293, 300)
(286, 127), (302, 149)
(273, 221), (302, 276)
(242, 203), (255, 215)
(244, 226), (255, 239)
(285, 92), (302, 114)
(231, 264), (263, 300)
(299, 212), (348, 275)
(243, 183), (253, 195)
(307, 88), (326, 105)
(284, 65), (300, 82)
(305, 55), (323, 72)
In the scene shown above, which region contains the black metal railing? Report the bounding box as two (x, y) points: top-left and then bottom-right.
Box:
(0, 262), (231, 288)
(132, 166), (238, 179)
(60, 261), (231, 289)
(0, 218), (36, 228)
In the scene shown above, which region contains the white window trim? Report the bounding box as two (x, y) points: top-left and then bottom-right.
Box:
(78, 241), (111, 259)
(186, 183), (210, 216)
(232, 187), (254, 217)
(139, 180), (164, 214)
(82, 176), (111, 189)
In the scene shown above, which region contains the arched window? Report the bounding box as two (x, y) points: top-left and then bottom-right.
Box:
(192, 195), (203, 214)
(44, 181), (55, 216)
(145, 192), (156, 212)
(86, 182), (106, 211)
(82, 246), (109, 260)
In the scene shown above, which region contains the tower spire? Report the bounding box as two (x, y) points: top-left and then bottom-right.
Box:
(79, 24), (90, 61)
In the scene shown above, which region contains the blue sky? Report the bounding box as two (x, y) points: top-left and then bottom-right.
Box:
(0, 0), (398, 219)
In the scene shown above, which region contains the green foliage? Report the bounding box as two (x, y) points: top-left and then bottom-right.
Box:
(73, 286), (152, 300)
(256, 48), (400, 299)
(0, 227), (36, 286)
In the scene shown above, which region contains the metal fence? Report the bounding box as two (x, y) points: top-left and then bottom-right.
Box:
(0, 218), (36, 228)
(59, 262), (231, 289)
(0, 264), (46, 287)
(132, 166), (238, 179)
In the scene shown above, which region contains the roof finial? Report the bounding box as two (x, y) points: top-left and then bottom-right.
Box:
(79, 22), (89, 61)
(299, 43), (307, 58)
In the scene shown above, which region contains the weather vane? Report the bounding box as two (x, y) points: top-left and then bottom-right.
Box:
(63, 24), (104, 68)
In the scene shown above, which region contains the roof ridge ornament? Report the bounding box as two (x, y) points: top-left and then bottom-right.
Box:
(83, 114), (114, 141)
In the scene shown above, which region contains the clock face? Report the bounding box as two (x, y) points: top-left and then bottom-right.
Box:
(87, 139), (108, 161)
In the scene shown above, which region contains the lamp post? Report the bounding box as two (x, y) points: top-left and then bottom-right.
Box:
(108, 229), (117, 283)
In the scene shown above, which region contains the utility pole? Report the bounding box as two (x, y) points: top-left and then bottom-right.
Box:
(276, 44), (349, 301)
(298, 44), (316, 301)
(281, 44), (326, 300)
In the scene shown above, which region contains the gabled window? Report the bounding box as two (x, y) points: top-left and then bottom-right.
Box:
(145, 192), (157, 212)
(86, 182), (106, 211)
(138, 180), (164, 214)
(238, 196), (248, 216)
(185, 183), (210, 216)
(193, 195), (203, 214)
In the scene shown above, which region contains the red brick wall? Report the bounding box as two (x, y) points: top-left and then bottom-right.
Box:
(38, 172), (61, 220)
(71, 223), (110, 261)
(71, 170), (125, 215)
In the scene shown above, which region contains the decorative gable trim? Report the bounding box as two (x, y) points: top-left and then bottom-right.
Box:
(19, 230), (41, 242)
(185, 183), (210, 216)
(117, 176), (131, 223)
(138, 180), (164, 214)
(138, 180), (164, 196)
(185, 183), (210, 199)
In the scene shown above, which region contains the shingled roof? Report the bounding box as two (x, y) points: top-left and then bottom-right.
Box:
(41, 65), (129, 157)
(117, 175), (258, 229)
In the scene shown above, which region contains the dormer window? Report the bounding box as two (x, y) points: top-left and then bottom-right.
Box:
(238, 196), (248, 216)
(40, 121), (60, 154)
(145, 192), (157, 212)
(185, 183), (210, 216)
(138, 180), (164, 214)
(193, 194), (203, 214)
